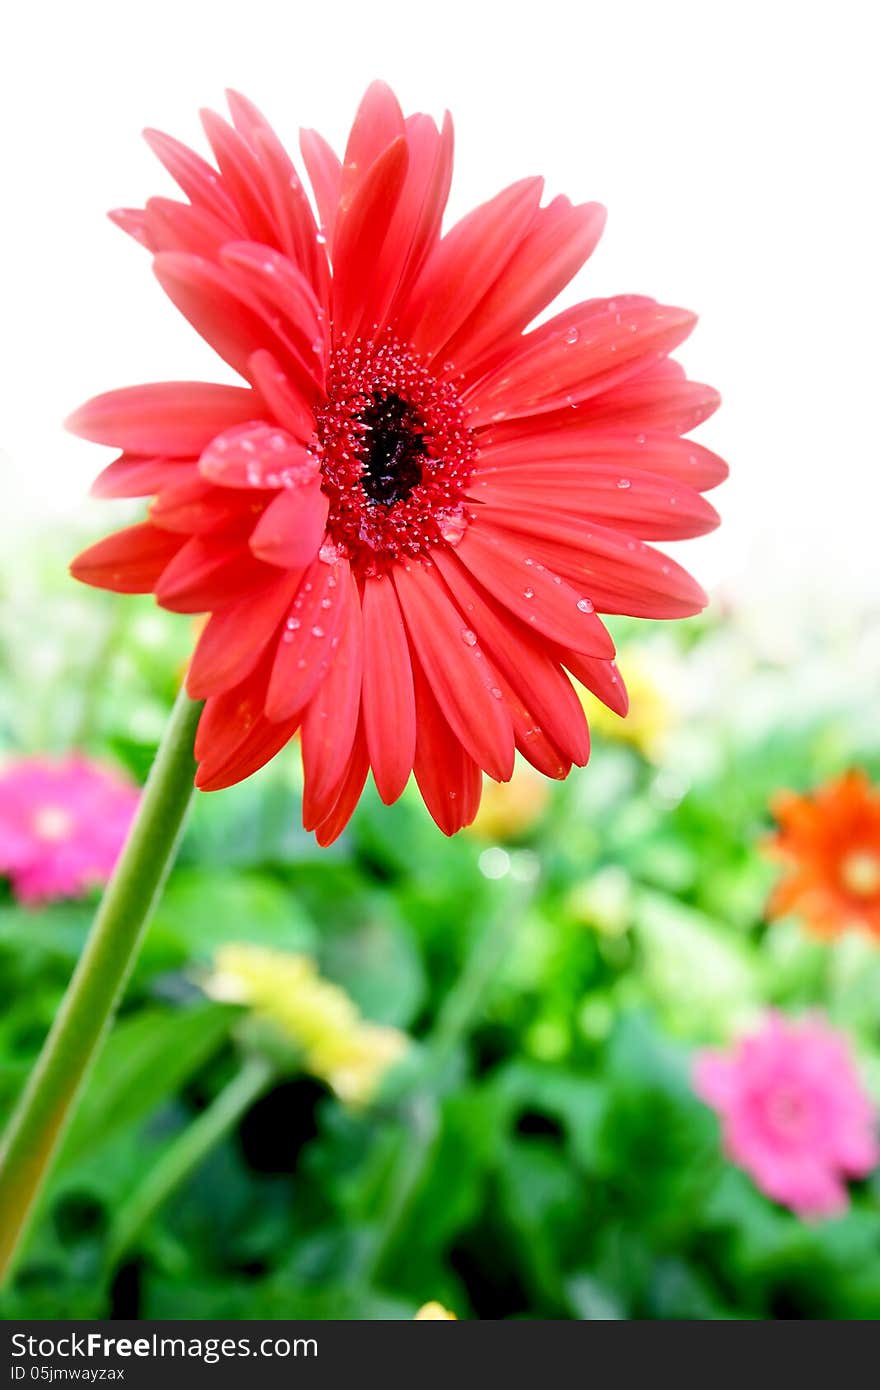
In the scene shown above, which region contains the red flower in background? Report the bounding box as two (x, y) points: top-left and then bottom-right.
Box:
(767, 771), (880, 939)
(70, 83), (726, 843)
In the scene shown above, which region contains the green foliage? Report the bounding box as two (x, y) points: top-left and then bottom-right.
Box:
(2, 563), (880, 1319)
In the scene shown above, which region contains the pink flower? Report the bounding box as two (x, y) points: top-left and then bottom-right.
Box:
(694, 1013), (878, 1218)
(0, 756), (140, 906)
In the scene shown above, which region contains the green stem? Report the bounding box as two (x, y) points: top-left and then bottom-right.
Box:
(106, 1053), (274, 1268)
(0, 686), (202, 1284)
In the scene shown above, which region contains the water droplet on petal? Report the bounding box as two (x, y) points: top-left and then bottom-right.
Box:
(617, 478), (631, 490)
(461, 628), (477, 646)
(577, 598), (594, 613)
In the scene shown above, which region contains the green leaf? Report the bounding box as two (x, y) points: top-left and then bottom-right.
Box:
(58, 1003), (234, 1167)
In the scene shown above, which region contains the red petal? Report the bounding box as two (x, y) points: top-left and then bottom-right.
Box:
(143, 197), (235, 258)
(560, 651), (629, 716)
(455, 525), (615, 657)
(393, 560), (514, 782)
(153, 252), (318, 395)
(249, 482), (328, 570)
(331, 136), (409, 340)
(199, 422), (318, 490)
(67, 382), (261, 456)
(265, 555), (349, 720)
(475, 428), (728, 492)
(225, 90), (326, 295)
(447, 197), (606, 374)
(340, 82), (405, 203)
(466, 300), (698, 426)
(220, 242), (328, 384)
(108, 207), (151, 247)
(155, 535), (276, 613)
(313, 725), (370, 847)
(90, 456), (197, 500)
(299, 128), (342, 243)
(150, 475), (268, 535)
(247, 350), (318, 444)
(200, 108), (277, 246)
(411, 657), (482, 835)
(194, 654), (299, 792)
(187, 570), (302, 698)
(469, 467), (720, 541)
(479, 514), (708, 618)
(433, 549), (590, 767)
(360, 576), (416, 804)
(143, 128), (242, 228)
(70, 524), (184, 593)
(400, 178), (542, 360)
(301, 565), (363, 828)
(560, 371), (721, 434)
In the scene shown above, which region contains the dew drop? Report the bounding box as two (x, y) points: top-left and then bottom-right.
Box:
(523, 587), (535, 599)
(577, 598), (594, 613)
(461, 628), (477, 646)
(564, 325), (580, 345)
(617, 478), (631, 490)
(311, 626), (324, 638)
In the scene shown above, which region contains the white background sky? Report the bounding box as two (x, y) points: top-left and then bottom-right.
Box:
(1, 0), (877, 605)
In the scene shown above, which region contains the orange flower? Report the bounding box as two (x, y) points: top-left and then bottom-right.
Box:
(767, 770), (880, 939)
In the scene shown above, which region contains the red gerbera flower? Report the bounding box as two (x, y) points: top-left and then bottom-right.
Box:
(69, 83), (726, 844)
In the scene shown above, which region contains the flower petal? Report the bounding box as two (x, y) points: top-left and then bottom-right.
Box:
(142, 127), (242, 228)
(247, 350), (318, 444)
(313, 725), (370, 847)
(199, 422), (318, 490)
(187, 569), (302, 698)
(475, 428), (729, 492)
(301, 564), (363, 827)
(299, 127), (342, 243)
(469, 467), (720, 541)
(433, 549), (590, 767)
(361, 576), (417, 804)
(455, 525), (615, 657)
(466, 300), (698, 426)
(70, 524), (184, 593)
(331, 136), (409, 340)
(265, 555), (349, 721)
(249, 482), (329, 570)
(90, 455), (196, 500)
(393, 560), (514, 782)
(411, 656), (482, 835)
(66, 382), (260, 455)
(154, 535), (276, 613)
(447, 197), (606, 374)
(400, 178), (542, 360)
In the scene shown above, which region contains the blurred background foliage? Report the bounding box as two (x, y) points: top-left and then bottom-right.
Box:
(2, 524), (880, 1320)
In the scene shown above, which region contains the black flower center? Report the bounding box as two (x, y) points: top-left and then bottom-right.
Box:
(359, 393), (428, 506)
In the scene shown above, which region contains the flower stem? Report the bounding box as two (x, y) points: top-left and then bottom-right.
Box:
(0, 686), (202, 1285)
(106, 1053), (274, 1269)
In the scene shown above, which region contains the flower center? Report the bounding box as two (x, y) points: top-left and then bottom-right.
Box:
(32, 805), (74, 843)
(840, 849), (880, 899)
(765, 1086), (809, 1139)
(315, 339), (475, 574)
(359, 392), (428, 506)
